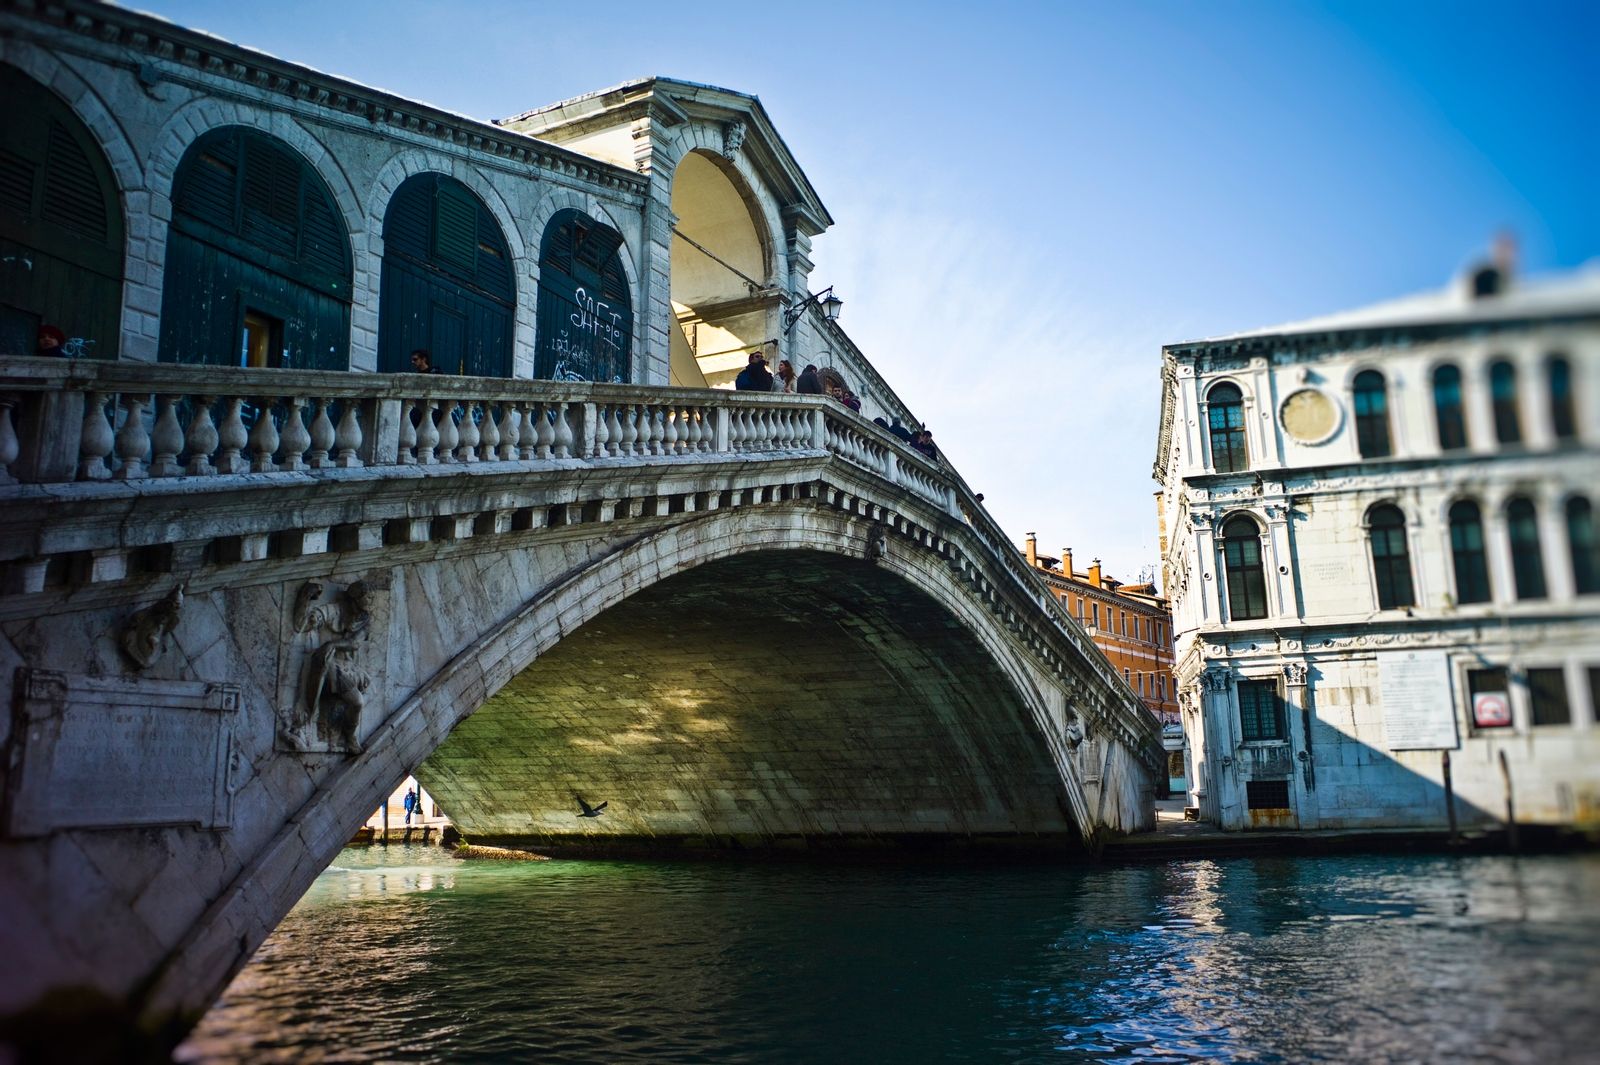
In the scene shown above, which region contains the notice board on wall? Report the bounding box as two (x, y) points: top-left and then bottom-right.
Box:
(1379, 650), (1460, 750)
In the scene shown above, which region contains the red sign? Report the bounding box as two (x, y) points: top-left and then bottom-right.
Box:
(1473, 691), (1512, 728)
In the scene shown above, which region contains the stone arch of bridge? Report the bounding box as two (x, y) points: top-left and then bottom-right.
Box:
(148, 501), (1089, 1024)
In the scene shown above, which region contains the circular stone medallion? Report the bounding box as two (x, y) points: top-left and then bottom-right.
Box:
(1279, 388), (1340, 443)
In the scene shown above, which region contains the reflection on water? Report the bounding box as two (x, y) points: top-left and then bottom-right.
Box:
(180, 848), (1600, 1063)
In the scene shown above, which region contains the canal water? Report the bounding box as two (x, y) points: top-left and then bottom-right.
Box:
(179, 846), (1600, 1063)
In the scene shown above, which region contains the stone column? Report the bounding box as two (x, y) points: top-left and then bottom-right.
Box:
(1283, 661), (1319, 829)
(1263, 500), (1296, 619)
(1201, 666), (1237, 826)
(1191, 512), (1218, 624)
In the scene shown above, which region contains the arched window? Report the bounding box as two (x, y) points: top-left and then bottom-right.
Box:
(0, 65), (124, 358)
(1352, 370), (1391, 458)
(1433, 364), (1467, 451)
(535, 208), (632, 383)
(1490, 360), (1521, 445)
(1506, 497), (1547, 600)
(1367, 504), (1415, 610)
(1448, 500), (1491, 605)
(1220, 514), (1268, 621)
(1207, 383), (1247, 473)
(160, 127), (352, 369)
(379, 173), (515, 377)
(1548, 356), (1577, 441)
(1568, 497), (1599, 595)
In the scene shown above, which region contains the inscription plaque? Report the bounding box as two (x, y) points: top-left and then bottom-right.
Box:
(6, 669), (240, 835)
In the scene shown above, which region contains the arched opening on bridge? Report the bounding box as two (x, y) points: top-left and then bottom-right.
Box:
(0, 64), (124, 359)
(160, 126), (352, 369)
(378, 172), (515, 377)
(669, 150), (773, 389)
(415, 551), (1078, 855)
(534, 208), (632, 383)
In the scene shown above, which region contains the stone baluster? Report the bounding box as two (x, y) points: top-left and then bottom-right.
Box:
(148, 395), (184, 477)
(497, 403), (521, 460)
(638, 406), (657, 456)
(307, 399), (336, 468)
(114, 394), (151, 480)
(728, 407), (746, 453)
(0, 396), (16, 485)
(532, 403), (554, 459)
(552, 403), (575, 458)
(456, 401), (480, 463)
(478, 401), (500, 461)
(215, 397), (248, 474)
(248, 399), (280, 473)
(436, 401), (460, 463)
(619, 404), (639, 457)
(415, 400), (440, 464)
(684, 407), (703, 453)
(663, 405), (680, 454)
(335, 401), (364, 468)
(78, 392), (113, 480)
(278, 397), (311, 472)
(599, 404), (619, 457)
(397, 400), (417, 464)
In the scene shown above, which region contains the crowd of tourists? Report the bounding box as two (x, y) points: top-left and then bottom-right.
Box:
(733, 350), (938, 460)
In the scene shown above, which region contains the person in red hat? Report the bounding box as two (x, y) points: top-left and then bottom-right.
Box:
(36, 325), (67, 357)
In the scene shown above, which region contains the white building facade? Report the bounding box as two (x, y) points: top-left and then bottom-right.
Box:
(1155, 264), (1600, 831)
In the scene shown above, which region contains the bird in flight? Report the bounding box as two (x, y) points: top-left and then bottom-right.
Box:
(575, 795), (608, 818)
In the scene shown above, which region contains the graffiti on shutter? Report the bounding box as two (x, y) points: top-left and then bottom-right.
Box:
(535, 208), (631, 383)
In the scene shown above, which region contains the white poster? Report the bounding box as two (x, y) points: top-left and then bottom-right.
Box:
(1379, 650), (1459, 750)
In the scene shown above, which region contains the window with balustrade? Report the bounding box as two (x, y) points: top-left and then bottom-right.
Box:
(1367, 504), (1415, 610)
(1568, 497), (1599, 595)
(1352, 369), (1392, 458)
(1238, 679), (1286, 741)
(1548, 355), (1577, 442)
(1433, 364), (1467, 451)
(1449, 500), (1491, 604)
(1506, 497), (1547, 600)
(1490, 360), (1522, 445)
(1221, 514), (1268, 621)
(1207, 383), (1248, 473)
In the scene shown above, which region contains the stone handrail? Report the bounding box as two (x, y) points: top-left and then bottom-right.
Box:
(0, 359), (834, 484)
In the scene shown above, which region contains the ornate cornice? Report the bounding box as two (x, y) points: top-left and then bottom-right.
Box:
(2, 0), (648, 197)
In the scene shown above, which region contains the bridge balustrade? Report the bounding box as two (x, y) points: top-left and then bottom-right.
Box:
(0, 355), (1155, 758)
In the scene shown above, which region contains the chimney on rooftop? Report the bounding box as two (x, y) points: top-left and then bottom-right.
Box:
(1025, 532), (1038, 567)
(1062, 547), (1073, 579)
(1089, 558), (1102, 588)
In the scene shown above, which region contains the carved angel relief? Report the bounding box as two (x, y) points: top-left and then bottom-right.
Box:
(279, 577), (385, 754)
(120, 584), (185, 670)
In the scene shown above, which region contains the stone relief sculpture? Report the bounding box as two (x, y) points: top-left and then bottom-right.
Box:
(723, 119), (746, 158)
(865, 522), (889, 562)
(119, 584), (184, 670)
(1063, 711), (1087, 749)
(283, 578), (378, 754)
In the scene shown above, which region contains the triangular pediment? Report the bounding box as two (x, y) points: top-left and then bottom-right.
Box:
(498, 77), (832, 238)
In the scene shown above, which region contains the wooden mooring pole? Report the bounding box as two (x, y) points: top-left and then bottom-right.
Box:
(1498, 749), (1519, 854)
(1441, 750), (1459, 847)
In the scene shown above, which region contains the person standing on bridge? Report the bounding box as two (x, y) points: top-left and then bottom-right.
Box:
(410, 349), (443, 374)
(773, 358), (797, 393)
(403, 786), (418, 825)
(735, 351), (773, 391)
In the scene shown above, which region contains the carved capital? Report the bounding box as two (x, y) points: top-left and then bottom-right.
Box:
(1202, 668), (1232, 694)
(1284, 663), (1308, 686)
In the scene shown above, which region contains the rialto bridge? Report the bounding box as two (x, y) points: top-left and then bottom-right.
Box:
(0, 0), (1161, 1045)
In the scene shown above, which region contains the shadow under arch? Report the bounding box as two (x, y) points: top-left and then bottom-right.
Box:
(420, 549), (1079, 856)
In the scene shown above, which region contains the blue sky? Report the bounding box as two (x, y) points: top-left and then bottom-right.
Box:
(132, 0), (1598, 582)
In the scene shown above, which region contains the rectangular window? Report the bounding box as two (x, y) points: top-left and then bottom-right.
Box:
(1246, 780), (1291, 809)
(1158, 675), (1166, 699)
(1468, 667), (1512, 728)
(1091, 603), (1099, 629)
(1238, 679), (1286, 741)
(1528, 668), (1571, 726)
